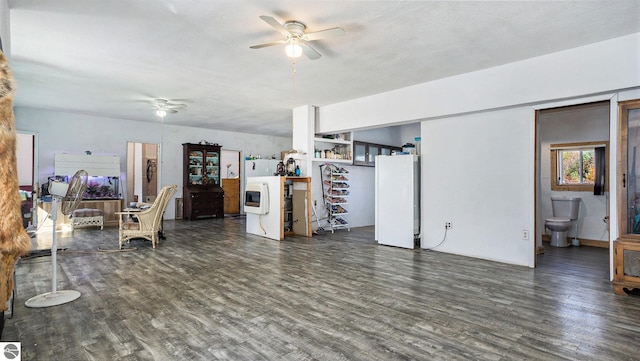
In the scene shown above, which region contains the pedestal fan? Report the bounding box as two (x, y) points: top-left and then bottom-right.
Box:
(25, 169), (88, 308)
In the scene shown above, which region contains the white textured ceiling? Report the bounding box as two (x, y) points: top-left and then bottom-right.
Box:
(6, 1), (640, 137)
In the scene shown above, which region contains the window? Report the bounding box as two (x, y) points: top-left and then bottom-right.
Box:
(550, 141), (608, 192)
(559, 148), (594, 185)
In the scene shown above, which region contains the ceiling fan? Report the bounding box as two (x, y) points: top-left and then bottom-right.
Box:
(250, 15), (345, 60)
(152, 98), (186, 117)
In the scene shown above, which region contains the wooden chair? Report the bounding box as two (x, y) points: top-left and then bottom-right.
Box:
(116, 184), (177, 249)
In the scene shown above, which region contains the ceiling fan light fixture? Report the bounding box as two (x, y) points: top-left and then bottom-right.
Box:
(156, 109), (167, 118)
(285, 42), (303, 58)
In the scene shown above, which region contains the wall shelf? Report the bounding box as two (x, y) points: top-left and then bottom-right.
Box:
(312, 158), (352, 163)
(314, 133), (353, 164)
(313, 137), (352, 145)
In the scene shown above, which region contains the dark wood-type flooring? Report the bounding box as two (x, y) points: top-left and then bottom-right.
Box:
(4, 217), (640, 360)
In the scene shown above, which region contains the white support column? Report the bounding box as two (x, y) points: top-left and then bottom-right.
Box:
(292, 105), (315, 177)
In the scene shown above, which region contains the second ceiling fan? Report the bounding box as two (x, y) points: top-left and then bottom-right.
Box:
(250, 15), (345, 60)
(151, 98), (186, 117)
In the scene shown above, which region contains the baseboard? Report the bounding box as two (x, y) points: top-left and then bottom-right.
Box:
(541, 235), (609, 248)
(579, 239), (609, 248)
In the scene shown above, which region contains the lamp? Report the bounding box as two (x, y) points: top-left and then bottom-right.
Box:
(155, 109), (167, 118)
(286, 157), (297, 176)
(285, 40), (303, 58)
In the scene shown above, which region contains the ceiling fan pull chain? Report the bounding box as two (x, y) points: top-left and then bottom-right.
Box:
(291, 56), (297, 110)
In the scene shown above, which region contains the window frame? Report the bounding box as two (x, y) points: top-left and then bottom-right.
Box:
(550, 141), (608, 192)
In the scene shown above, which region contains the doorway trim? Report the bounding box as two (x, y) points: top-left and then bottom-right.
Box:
(16, 131), (38, 190)
(532, 93), (617, 271)
(17, 130), (38, 226)
(126, 141), (161, 206)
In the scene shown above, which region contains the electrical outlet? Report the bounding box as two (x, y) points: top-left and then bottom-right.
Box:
(522, 230), (529, 240)
(445, 222), (452, 229)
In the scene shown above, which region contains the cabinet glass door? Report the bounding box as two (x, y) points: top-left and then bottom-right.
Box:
(204, 150), (220, 186)
(620, 100), (640, 238)
(368, 145), (379, 163)
(354, 142), (366, 163)
(188, 150), (204, 185)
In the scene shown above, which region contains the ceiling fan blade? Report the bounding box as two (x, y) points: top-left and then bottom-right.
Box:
(303, 27), (345, 41)
(250, 40), (287, 49)
(259, 15), (290, 37)
(166, 102), (186, 108)
(300, 43), (321, 60)
(153, 98), (169, 105)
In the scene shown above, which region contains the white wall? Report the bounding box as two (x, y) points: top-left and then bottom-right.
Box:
(398, 123), (421, 149)
(353, 123), (420, 147)
(293, 105), (315, 178)
(15, 107), (292, 219)
(421, 108), (533, 265)
(315, 33), (640, 267)
(538, 102), (610, 244)
(220, 149), (240, 179)
(311, 163), (374, 230)
(354, 127), (401, 145)
(16, 132), (32, 186)
(133, 142), (143, 200)
(318, 33), (640, 134)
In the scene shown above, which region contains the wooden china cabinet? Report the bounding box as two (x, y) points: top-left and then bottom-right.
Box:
(614, 99), (640, 294)
(182, 143), (224, 220)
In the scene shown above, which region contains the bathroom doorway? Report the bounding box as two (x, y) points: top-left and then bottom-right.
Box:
(126, 142), (159, 206)
(535, 100), (611, 265)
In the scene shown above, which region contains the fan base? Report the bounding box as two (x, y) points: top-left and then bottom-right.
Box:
(25, 290), (81, 308)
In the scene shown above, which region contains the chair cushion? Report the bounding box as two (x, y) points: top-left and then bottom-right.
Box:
(72, 208), (104, 217)
(122, 221), (140, 230)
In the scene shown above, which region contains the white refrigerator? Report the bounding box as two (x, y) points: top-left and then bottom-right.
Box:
(375, 154), (420, 248)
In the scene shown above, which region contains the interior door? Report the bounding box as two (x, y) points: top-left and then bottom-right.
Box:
(619, 99), (640, 240)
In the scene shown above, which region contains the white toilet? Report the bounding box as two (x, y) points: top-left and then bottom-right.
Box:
(545, 197), (581, 247)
